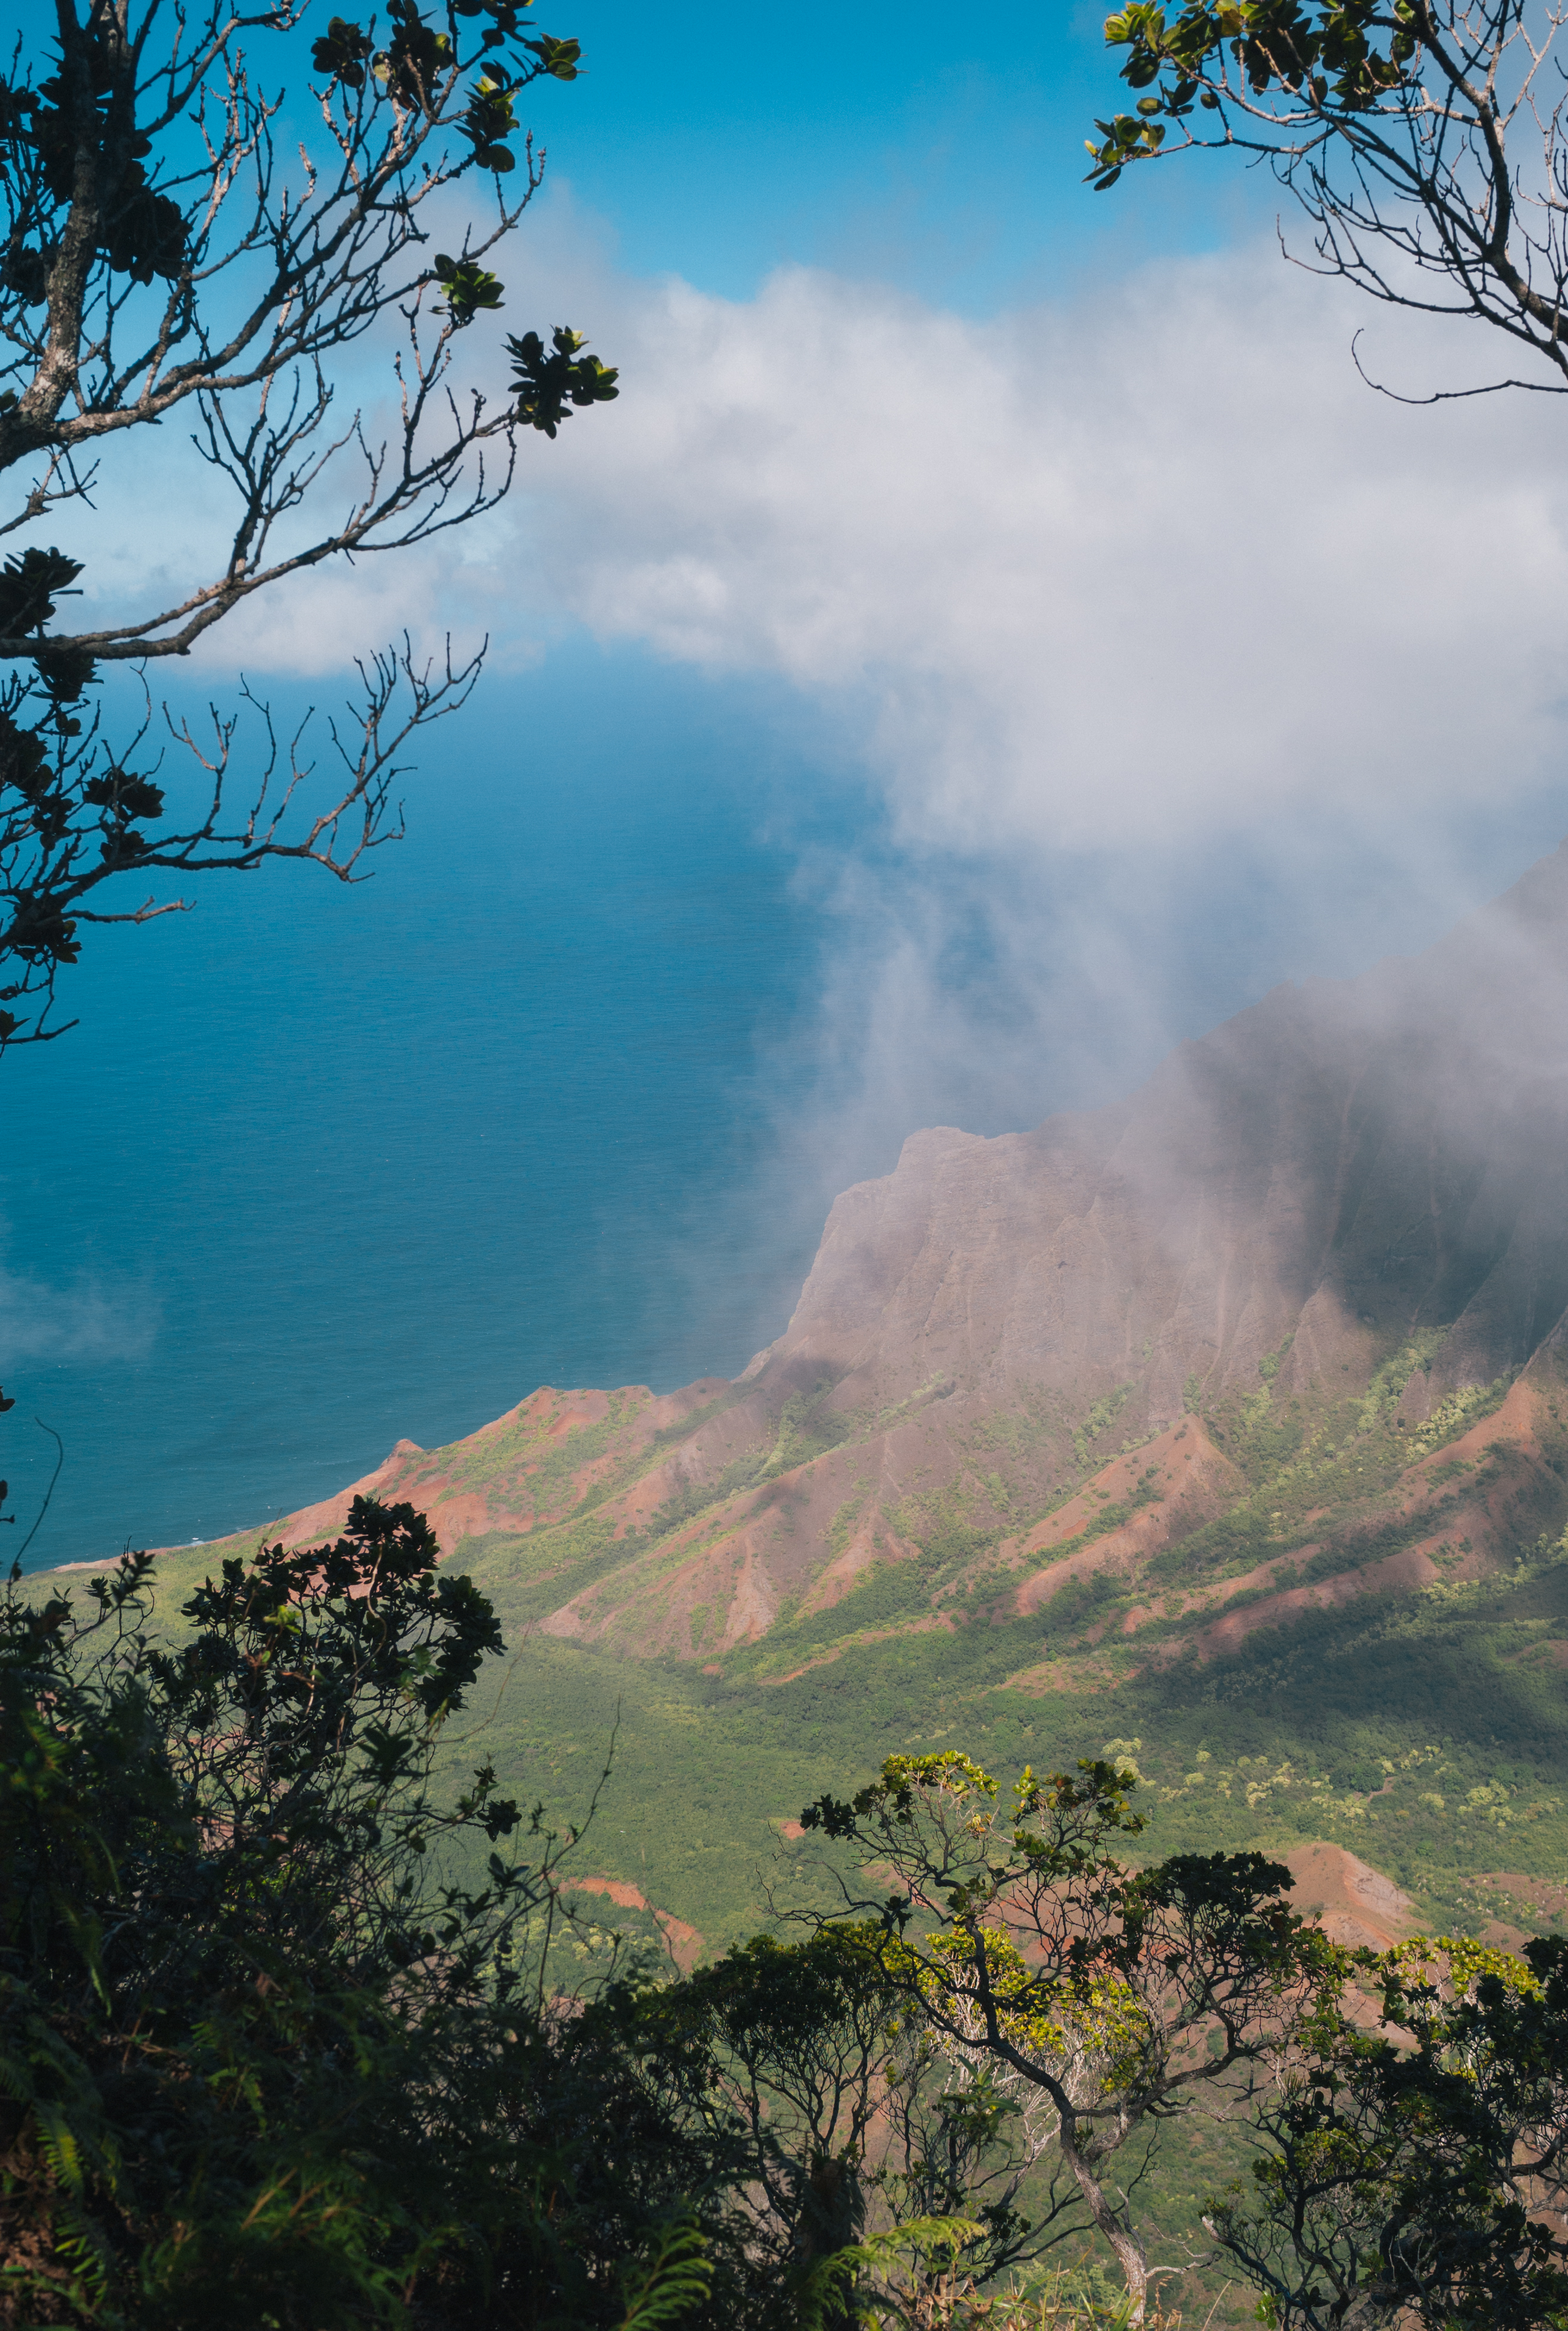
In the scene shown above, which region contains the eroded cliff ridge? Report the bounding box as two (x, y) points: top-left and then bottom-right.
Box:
(185, 843), (1568, 1687)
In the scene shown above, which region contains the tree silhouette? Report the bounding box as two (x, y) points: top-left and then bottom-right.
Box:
(0, 0), (618, 1048)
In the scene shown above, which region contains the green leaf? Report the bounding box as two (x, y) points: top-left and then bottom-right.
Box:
(794, 2214), (985, 2331)
(507, 324), (619, 434)
(311, 16), (374, 88)
(616, 2208), (713, 2329)
(432, 255), (505, 327)
(522, 33), (583, 79)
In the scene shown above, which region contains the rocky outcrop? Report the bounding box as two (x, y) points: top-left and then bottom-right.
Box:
(779, 840), (1568, 1426)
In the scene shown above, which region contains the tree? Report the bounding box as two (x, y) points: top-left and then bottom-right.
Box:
(0, 1490), (763, 2328)
(1211, 1932), (1568, 2330)
(4, 1449), (1011, 2327)
(1085, 0), (1568, 404)
(0, 0), (619, 1050)
(800, 1751), (1343, 2323)
(632, 1923), (1054, 2324)
(1, 1493), (520, 2322)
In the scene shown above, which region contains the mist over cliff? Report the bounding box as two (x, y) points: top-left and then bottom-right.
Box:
(151, 841), (1568, 1693)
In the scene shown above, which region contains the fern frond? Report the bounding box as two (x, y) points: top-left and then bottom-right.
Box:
(796, 2213), (985, 2331)
(616, 2207), (713, 2330)
(33, 2108), (86, 2199)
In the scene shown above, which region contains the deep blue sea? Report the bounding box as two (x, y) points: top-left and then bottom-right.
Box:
(1, 648), (869, 1567)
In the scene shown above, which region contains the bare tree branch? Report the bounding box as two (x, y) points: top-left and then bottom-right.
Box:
(0, 1), (620, 1049)
(1088, 1), (1568, 399)
(1, 632), (480, 1042)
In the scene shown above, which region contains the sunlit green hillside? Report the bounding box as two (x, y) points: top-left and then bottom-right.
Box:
(82, 1510), (1568, 1957)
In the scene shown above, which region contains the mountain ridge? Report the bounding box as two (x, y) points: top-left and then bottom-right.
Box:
(82, 842), (1568, 1699)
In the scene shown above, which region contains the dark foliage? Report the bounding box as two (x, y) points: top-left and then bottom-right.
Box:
(1214, 1932), (1568, 2329)
(0, 1492), (757, 2328)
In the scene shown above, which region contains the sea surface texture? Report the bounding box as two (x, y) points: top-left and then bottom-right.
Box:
(1, 654), (838, 1565)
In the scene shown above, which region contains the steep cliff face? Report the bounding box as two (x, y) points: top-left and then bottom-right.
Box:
(779, 837), (1568, 1425)
(165, 845), (1568, 1674)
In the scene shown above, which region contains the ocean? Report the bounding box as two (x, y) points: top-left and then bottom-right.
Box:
(1, 645), (849, 1567)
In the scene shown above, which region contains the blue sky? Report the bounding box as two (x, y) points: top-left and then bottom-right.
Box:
(514, 0), (1270, 306)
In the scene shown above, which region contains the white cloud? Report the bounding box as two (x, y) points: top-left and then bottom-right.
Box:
(60, 205), (1568, 861)
(507, 227), (1568, 857)
(23, 208), (1568, 1391)
(141, 214), (1568, 1204)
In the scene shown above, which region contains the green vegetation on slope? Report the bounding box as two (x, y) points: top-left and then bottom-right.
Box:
(409, 1532), (1568, 1954)
(86, 1330), (1568, 1960)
